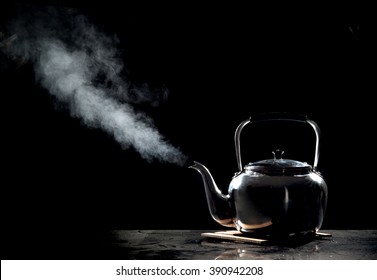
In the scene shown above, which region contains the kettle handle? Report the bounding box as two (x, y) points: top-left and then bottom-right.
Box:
(234, 112), (321, 172)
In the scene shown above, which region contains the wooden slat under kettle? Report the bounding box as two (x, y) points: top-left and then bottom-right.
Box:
(201, 230), (332, 245)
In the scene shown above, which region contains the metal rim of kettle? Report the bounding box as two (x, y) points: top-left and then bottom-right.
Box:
(234, 112), (321, 172)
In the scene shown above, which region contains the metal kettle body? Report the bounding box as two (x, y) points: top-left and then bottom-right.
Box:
(190, 113), (328, 237)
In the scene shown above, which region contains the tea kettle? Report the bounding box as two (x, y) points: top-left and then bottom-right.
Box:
(189, 113), (328, 237)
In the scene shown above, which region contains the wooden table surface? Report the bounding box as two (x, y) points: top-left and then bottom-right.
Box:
(100, 230), (377, 260)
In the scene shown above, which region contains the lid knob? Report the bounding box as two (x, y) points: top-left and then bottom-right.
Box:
(272, 149), (284, 160)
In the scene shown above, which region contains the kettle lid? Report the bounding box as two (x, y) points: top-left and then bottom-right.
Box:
(245, 150), (312, 175)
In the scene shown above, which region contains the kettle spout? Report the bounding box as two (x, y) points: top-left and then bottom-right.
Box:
(188, 161), (234, 227)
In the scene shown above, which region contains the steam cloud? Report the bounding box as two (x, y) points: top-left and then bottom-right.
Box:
(3, 6), (186, 165)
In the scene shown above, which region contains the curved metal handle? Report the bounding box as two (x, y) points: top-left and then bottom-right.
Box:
(234, 113), (321, 172)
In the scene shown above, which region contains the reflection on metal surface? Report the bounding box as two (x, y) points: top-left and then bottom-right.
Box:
(236, 220), (273, 230)
(284, 186), (289, 212)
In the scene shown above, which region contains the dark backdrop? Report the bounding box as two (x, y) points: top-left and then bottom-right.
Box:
(1, 1), (374, 258)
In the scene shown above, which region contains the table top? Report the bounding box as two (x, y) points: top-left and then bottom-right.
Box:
(101, 230), (377, 260)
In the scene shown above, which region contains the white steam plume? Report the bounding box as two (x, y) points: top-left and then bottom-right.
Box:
(4, 6), (186, 165)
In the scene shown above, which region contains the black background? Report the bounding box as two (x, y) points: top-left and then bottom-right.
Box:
(1, 1), (375, 258)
